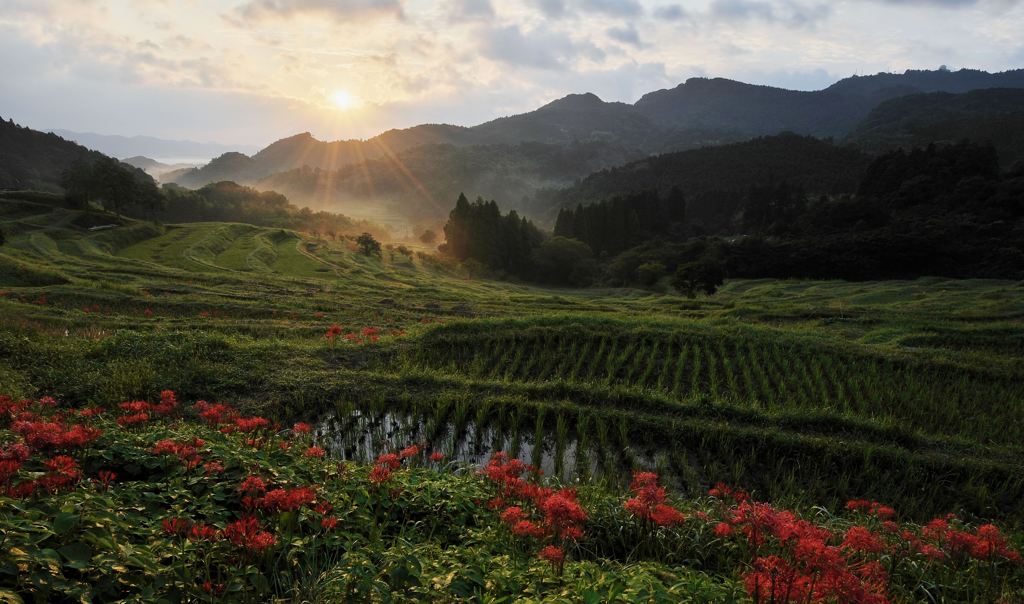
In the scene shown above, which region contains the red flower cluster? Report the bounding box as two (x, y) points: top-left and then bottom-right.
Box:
(303, 446), (326, 458)
(484, 452), (589, 572)
(367, 444), (438, 485)
(922, 518), (1021, 563)
(194, 401), (239, 425)
(293, 422), (312, 434)
(11, 419), (102, 450)
(325, 324), (343, 342)
(623, 472), (685, 527)
(151, 437), (205, 469)
(116, 391), (179, 427)
(709, 489), (892, 603)
(338, 326), (381, 344)
(238, 476), (317, 513)
(846, 499), (896, 520)
(223, 517), (276, 552)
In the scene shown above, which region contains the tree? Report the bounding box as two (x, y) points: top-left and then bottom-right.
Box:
(530, 236), (596, 286)
(672, 256), (725, 297)
(419, 229), (438, 245)
(356, 232), (382, 257)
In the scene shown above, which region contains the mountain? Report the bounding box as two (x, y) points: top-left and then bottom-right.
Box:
(634, 68), (1024, 139)
(122, 156), (204, 181)
(163, 67), (1019, 222)
(253, 140), (641, 222)
(529, 134), (873, 228)
(0, 117), (106, 190)
(846, 88), (1024, 166)
(48, 130), (258, 162)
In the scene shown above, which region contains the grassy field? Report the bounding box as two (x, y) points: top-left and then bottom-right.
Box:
(1, 194), (1023, 528)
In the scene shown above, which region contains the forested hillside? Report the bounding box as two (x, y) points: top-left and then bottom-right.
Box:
(848, 88), (1024, 165)
(0, 118), (106, 190)
(532, 134), (872, 227)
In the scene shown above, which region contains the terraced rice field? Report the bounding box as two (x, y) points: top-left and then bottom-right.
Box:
(2, 194), (1023, 525)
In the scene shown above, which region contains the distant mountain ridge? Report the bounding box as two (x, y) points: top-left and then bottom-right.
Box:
(49, 130), (258, 162)
(169, 67), (1024, 199)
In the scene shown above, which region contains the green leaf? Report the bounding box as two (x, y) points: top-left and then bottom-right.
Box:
(58, 543), (92, 570)
(0, 588), (25, 604)
(52, 512), (78, 535)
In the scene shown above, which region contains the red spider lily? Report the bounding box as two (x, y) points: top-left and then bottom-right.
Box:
(151, 438), (204, 469)
(194, 401), (238, 425)
(223, 517), (276, 552)
(325, 324), (343, 342)
(77, 407), (103, 418)
(649, 504), (686, 527)
(927, 522), (1023, 563)
(376, 453), (402, 470)
(429, 451), (445, 462)
(117, 413), (150, 427)
(96, 470), (117, 490)
(144, 308), (153, 317)
(203, 460), (225, 475)
(233, 416), (271, 433)
(709, 482), (749, 503)
(38, 396), (57, 407)
(842, 526), (886, 554)
(12, 420), (103, 450)
(279, 440), (292, 451)
(239, 475), (267, 496)
(303, 446), (326, 458)
(153, 390), (178, 415)
(846, 499), (896, 521)
(293, 422), (312, 434)
(0, 459), (22, 484)
(313, 311), (326, 319)
(198, 311), (211, 318)
(162, 517), (192, 536)
(714, 522), (735, 537)
(361, 326), (380, 337)
(500, 506), (527, 525)
(538, 544), (565, 571)
(743, 555), (812, 604)
(321, 516), (339, 530)
(119, 401), (151, 413)
(369, 465), (392, 485)
(201, 581), (225, 595)
(398, 444), (421, 459)
(254, 486), (317, 513)
(511, 520), (546, 539)
(188, 523), (219, 541)
(541, 489), (588, 541)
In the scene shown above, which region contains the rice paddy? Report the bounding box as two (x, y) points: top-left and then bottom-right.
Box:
(2, 194), (1023, 525)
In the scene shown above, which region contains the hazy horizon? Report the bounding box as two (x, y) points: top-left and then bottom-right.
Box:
(3, 0), (1023, 147)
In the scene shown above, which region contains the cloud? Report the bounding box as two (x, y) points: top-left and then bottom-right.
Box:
(709, 0), (832, 28)
(607, 24), (642, 47)
(579, 0), (643, 17)
(529, 0), (568, 17)
(450, 0), (494, 21)
(478, 24), (604, 69)
(235, 0), (404, 22)
(653, 4), (688, 20)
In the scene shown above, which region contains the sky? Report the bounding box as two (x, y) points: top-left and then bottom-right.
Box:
(1, 0), (1023, 148)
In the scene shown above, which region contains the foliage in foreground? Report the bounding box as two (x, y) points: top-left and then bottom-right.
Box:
(0, 392), (1021, 603)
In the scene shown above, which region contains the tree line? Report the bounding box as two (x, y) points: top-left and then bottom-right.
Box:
(57, 158), (380, 239)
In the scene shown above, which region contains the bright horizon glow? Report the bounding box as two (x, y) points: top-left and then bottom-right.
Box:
(330, 90), (358, 111)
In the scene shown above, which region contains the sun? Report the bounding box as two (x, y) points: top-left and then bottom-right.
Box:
(329, 89), (357, 110)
